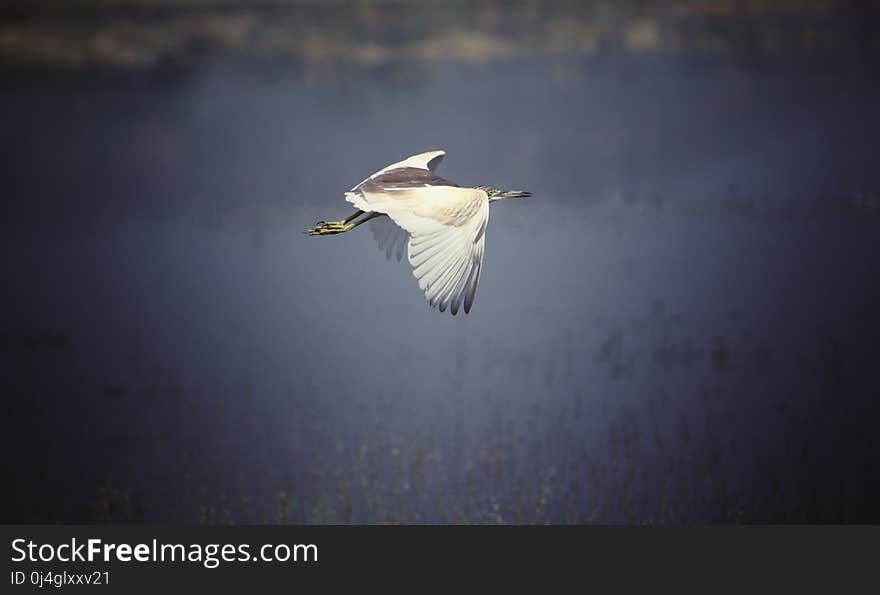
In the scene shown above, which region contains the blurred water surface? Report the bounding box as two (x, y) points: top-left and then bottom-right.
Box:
(2, 1), (880, 523)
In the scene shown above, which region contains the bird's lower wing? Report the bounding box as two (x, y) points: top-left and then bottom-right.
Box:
(409, 217), (486, 315)
(352, 186), (489, 315)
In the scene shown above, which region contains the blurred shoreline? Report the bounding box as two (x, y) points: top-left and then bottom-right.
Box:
(0, 1), (877, 74)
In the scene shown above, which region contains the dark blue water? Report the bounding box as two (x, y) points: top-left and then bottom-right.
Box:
(3, 51), (880, 522)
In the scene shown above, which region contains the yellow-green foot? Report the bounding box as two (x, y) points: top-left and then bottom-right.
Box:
(306, 220), (352, 235)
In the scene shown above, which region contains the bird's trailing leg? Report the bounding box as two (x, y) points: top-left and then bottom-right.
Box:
(306, 210), (384, 235)
(306, 209), (362, 235)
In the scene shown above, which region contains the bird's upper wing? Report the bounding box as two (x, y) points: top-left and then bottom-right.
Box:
(378, 150), (445, 174)
(354, 185), (489, 315)
(350, 150), (445, 192)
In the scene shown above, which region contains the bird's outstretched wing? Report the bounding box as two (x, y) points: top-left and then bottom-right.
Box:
(358, 185), (488, 315)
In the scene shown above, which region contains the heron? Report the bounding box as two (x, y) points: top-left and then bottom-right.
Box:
(306, 150), (531, 315)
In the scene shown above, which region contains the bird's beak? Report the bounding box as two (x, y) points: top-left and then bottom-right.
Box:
(501, 190), (532, 199)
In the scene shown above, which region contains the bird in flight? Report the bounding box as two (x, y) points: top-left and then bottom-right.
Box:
(306, 150), (531, 315)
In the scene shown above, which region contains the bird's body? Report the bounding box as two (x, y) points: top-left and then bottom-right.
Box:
(307, 150), (530, 315)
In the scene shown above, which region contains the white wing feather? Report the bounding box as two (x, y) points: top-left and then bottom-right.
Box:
(352, 185), (488, 315)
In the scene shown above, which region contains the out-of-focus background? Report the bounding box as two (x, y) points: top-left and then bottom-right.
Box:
(2, 0), (879, 524)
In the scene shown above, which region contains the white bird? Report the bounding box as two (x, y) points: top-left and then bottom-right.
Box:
(307, 150), (531, 315)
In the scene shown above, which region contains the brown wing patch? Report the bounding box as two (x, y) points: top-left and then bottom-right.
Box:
(360, 167), (460, 193)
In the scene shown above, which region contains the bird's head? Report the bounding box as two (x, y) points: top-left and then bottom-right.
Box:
(478, 186), (532, 202)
